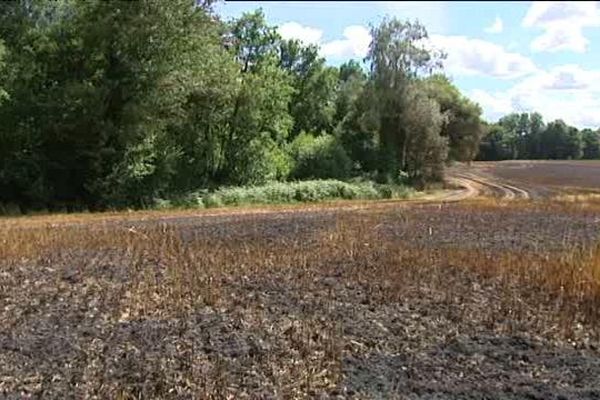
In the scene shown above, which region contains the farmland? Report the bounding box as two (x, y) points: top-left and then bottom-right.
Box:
(2, 161), (600, 399)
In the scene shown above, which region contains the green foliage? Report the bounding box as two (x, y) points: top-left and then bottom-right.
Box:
(540, 120), (583, 160)
(401, 84), (448, 186)
(0, 40), (7, 103)
(4, 2), (592, 214)
(280, 39), (338, 136)
(176, 179), (412, 208)
(222, 58), (294, 185)
(477, 113), (591, 161)
(335, 78), (380, 175)
(334, 60), (367, 127)
(363, 18), (447, 185)
(229, 133), (293, 186)
(421, 74), (484, 162)
(289, 132), (352, 180)
(477, 123), (509, 161)
(230, 9), (280, 73)
(582, 129), (600, 159)
(0, 0), (234, 209)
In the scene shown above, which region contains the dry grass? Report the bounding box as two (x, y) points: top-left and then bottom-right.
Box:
(2, 199), (600, 398)
(4, 210), (600, 326)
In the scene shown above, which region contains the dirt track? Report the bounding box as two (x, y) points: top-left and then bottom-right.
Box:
(446, 160), (600, 201)
(446, 164), (535, 201)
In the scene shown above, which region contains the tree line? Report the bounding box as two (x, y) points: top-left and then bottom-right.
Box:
(0, 1), (595, 212)
(478, 112), (600, 161)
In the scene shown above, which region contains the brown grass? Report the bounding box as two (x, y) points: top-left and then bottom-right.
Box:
(3, 207), (600, 330)
(2, 199), (600, 398)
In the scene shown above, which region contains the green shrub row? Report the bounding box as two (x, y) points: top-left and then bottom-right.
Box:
(165, 179), (413, 209)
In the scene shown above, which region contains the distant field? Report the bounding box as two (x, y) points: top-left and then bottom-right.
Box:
(476, 160), (600, 191)
(446, 160), (600, 200)
(2, 161), (600, 398)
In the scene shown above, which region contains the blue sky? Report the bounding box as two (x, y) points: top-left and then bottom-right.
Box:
(216, 1), (600, 129)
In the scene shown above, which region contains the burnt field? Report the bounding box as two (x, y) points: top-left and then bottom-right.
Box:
(455, 160), (600, 199)
(3, 162), (600, 399)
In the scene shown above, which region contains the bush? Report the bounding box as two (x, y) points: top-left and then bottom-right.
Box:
(185, 180), (412, 209)
(0, 203), (22, 216)
(153, 198), (173, 210)
(225, 134), (294, 186)
(289, 132), (352, 180)
(202, 194), (223, 208)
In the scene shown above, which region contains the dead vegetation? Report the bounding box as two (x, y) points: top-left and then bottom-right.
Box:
(2, 197), (600, 398)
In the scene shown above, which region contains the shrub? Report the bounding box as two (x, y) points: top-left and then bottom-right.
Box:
(0, 203), (22, 216)
(226, 134), (294, 186)
(289, 132), (352, 180)
(191, 179), (412, 209)
(202, 194), (223, 208)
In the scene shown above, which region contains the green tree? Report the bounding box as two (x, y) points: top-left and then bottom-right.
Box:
(401, 84), (448, 186)
(222, 59), (294, 185)
(539, 120), (581, 160)
(224, 11), (294, 185)
(335, 79), (380, 175)
(497, 113), (524, 159)
(421, 74), (484, 163)
(582, 129), (600, 159)
(289, 132), (352, 180)
(565, 126), (583, 160)
(365, 17), (445, 182)
(477, 122), (510, 161)
(0, 0), (233, 209)
(230, 9), (280, 73)
(0, 0), (73, 208)
(334, 60), (366, 128)
(524, 112), (545, 159)
(279, 39), (338, 136)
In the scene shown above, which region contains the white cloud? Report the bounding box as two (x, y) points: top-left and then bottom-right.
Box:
(427, 35), (538, 80)
(320, 25), (371, 59)
(529, 25), (589, 53)
(522, 1), (598, 27)
(484, 16), (504, 34)
(279, 22), (538, 82)
(375, 1), (449, 34)
(470, 89), (513, 122)
(278, 22), (323, 45)
(522, 1), (600, 53)
(471, 65), (600, 128)
(277, 22), (370, 60)
(281, 22), (538, 81)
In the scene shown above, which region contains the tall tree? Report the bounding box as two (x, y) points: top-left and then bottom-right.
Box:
(224, 10), (294, 185)
(401, 84), (448, 187)
(334, 60), (366, 128)
(582, 129), (600, 159)
(365, 18), (445, 182)
(279, 39), (338, 136)
(230, 9), (279, 73)
(421, 74), (484, 163)
(0, 0), (233, 208)
(477, 122), (510, 161)
(539, 120), (582, 160)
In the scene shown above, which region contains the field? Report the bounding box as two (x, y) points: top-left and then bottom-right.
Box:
(2, 161), (600, 399)
(450, 160), (600, 199)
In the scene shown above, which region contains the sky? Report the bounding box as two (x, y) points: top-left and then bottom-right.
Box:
(215, 1), (600, 129)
